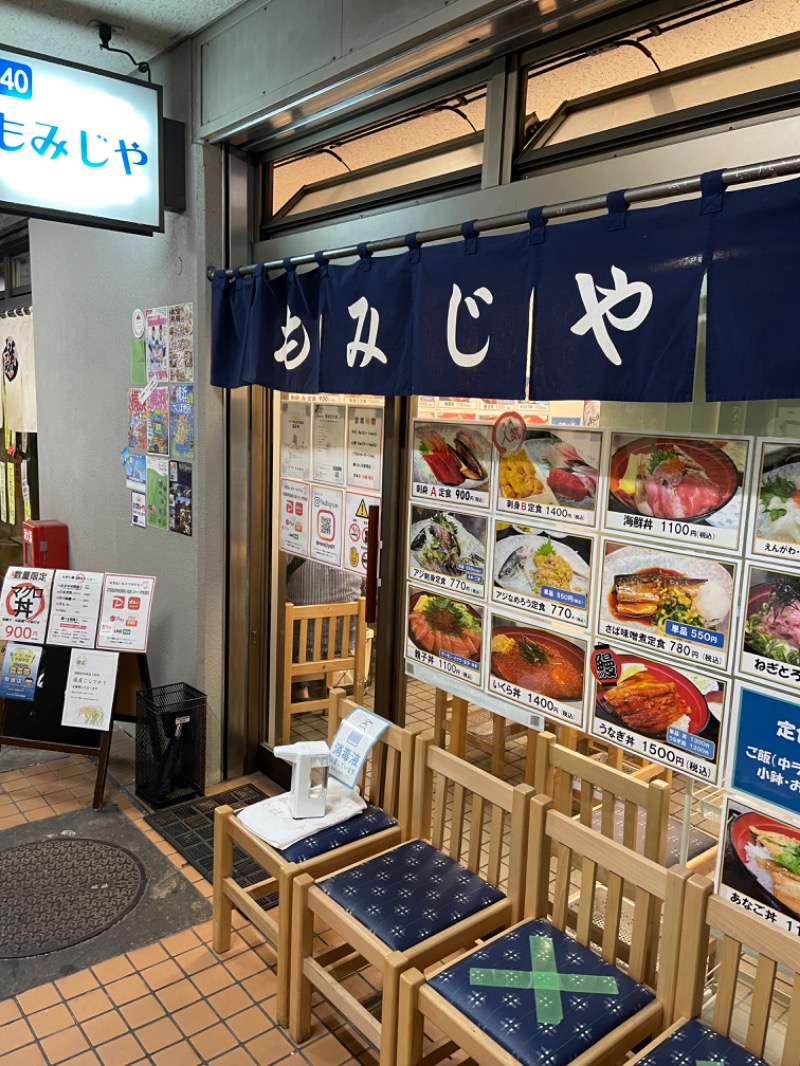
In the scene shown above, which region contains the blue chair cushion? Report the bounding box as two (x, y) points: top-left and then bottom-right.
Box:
(277, 804), (397, 863)
(319, 839), (505, 951)
(428, 918), (655, 1066)
(636, 1018), (767, 1066)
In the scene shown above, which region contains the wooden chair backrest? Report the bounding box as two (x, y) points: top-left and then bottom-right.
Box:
(534, 732), (671, 865)
(676, 875), (800, 1066)
(412, 733), (534, 921)
(526, 796), (690, 1018)
(328, 689), (416, 839)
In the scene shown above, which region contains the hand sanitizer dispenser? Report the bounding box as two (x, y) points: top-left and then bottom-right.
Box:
(274, 741), (330, 818)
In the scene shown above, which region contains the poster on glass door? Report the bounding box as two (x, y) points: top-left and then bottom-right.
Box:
(310, 486), (344, 567)
(312, 403), (346, 486)
(344, 492), (379, 576)
(280, 400), (312, 480)
(279, 479), (310, 557)
(346, 406), (383, 492)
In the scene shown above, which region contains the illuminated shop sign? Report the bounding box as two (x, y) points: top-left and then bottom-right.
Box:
(0, 44), (162, 234)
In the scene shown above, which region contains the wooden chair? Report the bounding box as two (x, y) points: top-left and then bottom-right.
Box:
(396, 794), (692, 1066)
(212, 690), (415, 1027)
(282, 596), (368, 744)
(628, 874), (800, 1066)
(289, 733), (534, 1066)
(533, 731), (671, 864)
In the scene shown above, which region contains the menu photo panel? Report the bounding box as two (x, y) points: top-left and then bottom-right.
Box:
(737, 562), (800, 693)
(408, 505), (490, 600)
(604, 432), (750, 552)
(495, 426), (603, 528)
(487, 609), (589, 729)
(589, 643), (729, 784)
(748, 438), (800, 568)
(491, 520), (596, 630)
(411, 420), (493, 509)
(596, 538), (737, 672)
(406, 585), (484, 687)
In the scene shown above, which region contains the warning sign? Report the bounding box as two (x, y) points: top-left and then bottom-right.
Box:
(344, 492), (379, 576)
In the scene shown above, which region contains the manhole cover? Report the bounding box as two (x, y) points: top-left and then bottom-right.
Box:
(0, 838), (147, 958)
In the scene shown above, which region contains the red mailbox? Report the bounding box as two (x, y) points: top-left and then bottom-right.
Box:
(22, 520), (69, 570)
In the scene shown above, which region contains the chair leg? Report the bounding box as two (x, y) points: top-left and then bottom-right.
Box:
(289, 873), (315, 1043)
(275, 869), (293, 1028)
(397, 969), (426, 1066)
(380, 951), (408, 1066)
(212, 806), (234, 955)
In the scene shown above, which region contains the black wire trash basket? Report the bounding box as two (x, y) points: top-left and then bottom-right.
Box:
(135, 683), (207, 808)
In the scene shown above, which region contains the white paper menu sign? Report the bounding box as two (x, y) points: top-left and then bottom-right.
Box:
(61, 649), (120, 731)
(46, 570), (104, 648)
(0, 566), (55, 644)
(96, 574), (156, 653)
(329, 708), (390, 789)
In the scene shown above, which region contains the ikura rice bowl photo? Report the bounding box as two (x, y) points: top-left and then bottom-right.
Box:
(490, 621), (585, 702)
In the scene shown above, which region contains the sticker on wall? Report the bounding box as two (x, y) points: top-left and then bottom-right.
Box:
(487, 612), (588, 729)
(168, 303), (193, 383)
(604, 432), (750, 552)
(146, 456), (168, 530)
(132, 308), (145, 339)
(406, 586), (483, 687)
(169, 461), (192, 536)
(409, 505), (488, 600)
(589, 643), (728, 784)
(131, 490), (146, 528)
(411, 421), (493, 509)
(717, 795), (800, 938)
(145, 307), (168, 382)
(749, 438), (800, 567)
(492, 521), (594, 629)
(596, 539), (736, 671)
(495, 426), (602, 527)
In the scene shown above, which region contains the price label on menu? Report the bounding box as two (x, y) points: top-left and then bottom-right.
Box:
(595, 539), (736, 671)
(491, 522), (594, 630)
(411, 422), (493, 510)
(406, 588), (483, 687)
(604, 433), (750, 553)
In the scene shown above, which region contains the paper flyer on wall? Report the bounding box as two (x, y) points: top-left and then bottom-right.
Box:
(0, 641), (42, 701)
(146, 456), (169, 530)
(328, 707), (390, 789)
(127, 388), (147, 450)
(145, 307), (168, 381)
(168, 303), (194, 383)
(495, 426), (601, 526)
(6, 462), (14, 525)
(46, 570), (104, 648)
(0, 465), (7, 524)
(96, 574), (156, 653)
(604, 432), (750, 552)
(124, 453), (146, 491)
(21, 460), (30, 521)
(130, 339), (147, 386)
(411, 421), (493, 509)
(169, 384), (194, 460)
(147, 386), (169, 456)
(409, 504), (488, 599)
(131, 491), (146, 528)
(2, 310), (37, 432)
(61, 649), (120, 731)
(169, 461), (192, 536)
(0, 567), (55, 644)
(492, 522), (594, 629)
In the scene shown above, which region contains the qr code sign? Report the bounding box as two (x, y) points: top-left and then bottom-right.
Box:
(318, 510), (334, 541)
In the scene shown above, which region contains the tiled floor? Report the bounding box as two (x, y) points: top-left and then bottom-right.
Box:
(0, 737), (377, 1066)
